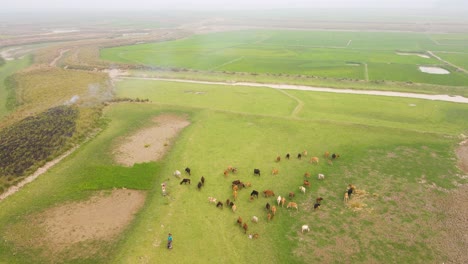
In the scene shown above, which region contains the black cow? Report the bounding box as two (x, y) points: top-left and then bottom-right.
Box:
(180, 178), (191, 185)
(201, 176), (205, 186)
(232, 180), (241, 185)
(347, 188), (353, 196)
(216, 201), (223, 208)
(314, 203), (321, 210)
(226, 199), (231, 207)
(250, 190), (259, 198)
(197, 181), (202, 190)
(185, 167), (191, 176)
(286, 153), (290, 159)
(332, 153), (340, 159)
(266, 202), (271, 211)
(297, 153), (302, 159)
(253, 169), (261, 176)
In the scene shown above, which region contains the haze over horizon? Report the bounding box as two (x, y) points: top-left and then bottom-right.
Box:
(3, 0), (468, 10)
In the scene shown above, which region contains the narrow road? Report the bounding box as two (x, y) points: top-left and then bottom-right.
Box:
(49, 49), (70, 67)
(120, 76), (468, 104)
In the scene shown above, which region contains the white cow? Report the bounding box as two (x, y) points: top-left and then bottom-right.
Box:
(299, 186), (306, 194)
(251, 216), (259, 223)
(318, 173), (325, 180)
(301, 225), (310, 233)
(277, 195), (282, 206)
(173, 170), (181, 178)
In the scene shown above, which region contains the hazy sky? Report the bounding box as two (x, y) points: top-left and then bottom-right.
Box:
(3, 0), (451, 10)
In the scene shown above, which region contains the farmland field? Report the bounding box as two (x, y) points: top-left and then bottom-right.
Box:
(1, 9), (468, 264)
(0, 77), (467, 263)
(101, 30), (468, 86)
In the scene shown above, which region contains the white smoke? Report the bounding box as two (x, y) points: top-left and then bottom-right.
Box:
(65, 95), (80, 105)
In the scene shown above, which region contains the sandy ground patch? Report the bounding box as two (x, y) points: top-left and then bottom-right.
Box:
(114, 114), (189, 167)
(39, 189), (146, 250)
(396, 52), (430, 58)
(456, 139), (468, 173)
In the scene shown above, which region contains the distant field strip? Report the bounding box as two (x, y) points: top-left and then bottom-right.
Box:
(119, 77), (468, 103)
(101, 30), (468, 86)
(429, 51), (468, 74)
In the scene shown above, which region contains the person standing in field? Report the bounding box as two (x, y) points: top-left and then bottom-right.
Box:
(167, 233), (173, 249)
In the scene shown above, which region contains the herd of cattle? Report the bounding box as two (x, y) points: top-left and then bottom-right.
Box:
(171, 150), (356, 239)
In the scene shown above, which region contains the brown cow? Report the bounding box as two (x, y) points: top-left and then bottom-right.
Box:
(271, 168), (279, 175)
(316, 197), (323, 204)
(267, 213), (272, 221)
(276, 156), (281, 162)
(232, 185), (239, 191)
(224, 170), (229, 176)
(271, 205), (277, 215)
(302, 150), (308, 156)
(281, 197), (286, 207)
(289, 192), (295, 198)
(324, 151), (330, 158)
(243, 223), (248, 234)
(310, 157), (319, 164)
(287, 202), (298, 210)
(232, 204), (237, 212)
(263, 190), (275, 197)
(304, 172), (311, 178)
(303, 180), (310, 188)
(237, 216), (243, 226)
(233, 190), (238, 201)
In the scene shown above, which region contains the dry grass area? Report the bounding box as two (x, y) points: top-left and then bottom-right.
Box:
(113, 114), (190, 166)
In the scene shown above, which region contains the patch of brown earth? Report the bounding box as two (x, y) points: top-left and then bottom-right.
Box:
(39, 189), (145, 251)
(456, 139), (468, 173)
(114, 114), (190, 166)
(433, 184), (468, 264)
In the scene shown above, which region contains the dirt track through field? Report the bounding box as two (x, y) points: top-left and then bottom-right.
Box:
(120, 77), (468, 104)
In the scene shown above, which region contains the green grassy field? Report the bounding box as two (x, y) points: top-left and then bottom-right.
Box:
(0, 57), (31, 119)
(0, 78), (466, 263)
(101, 30), (468, 86)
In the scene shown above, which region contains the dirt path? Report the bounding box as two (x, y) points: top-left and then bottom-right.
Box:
(120, 77), (468, 104)
(49, 49), (70, 67)
(427, 51), (468, 74)
(277, 89), (304, 118)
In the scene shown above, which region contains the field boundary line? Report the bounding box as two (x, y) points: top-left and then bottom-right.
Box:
(364, 63), (369, 81)
(209, 56), (244, 71)
(277, 89), (304, 118)
(427, 51), (468, 74)
(120, 77), (468, 104)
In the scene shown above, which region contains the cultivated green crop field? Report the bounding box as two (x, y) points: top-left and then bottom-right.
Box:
(101, 30), (468, 86)
(1, 78), (467, 263)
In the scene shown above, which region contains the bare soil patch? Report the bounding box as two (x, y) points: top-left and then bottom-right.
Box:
(39, 189), (146, 251)
(114, 114), (190, 166)
(456, 139), (468, 173)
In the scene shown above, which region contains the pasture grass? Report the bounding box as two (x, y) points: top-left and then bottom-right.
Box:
(0, 78), (466, 263)
(0, 57), (31, 119)
(101, 30), (468, 86)
(115, 79), (468, 135)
